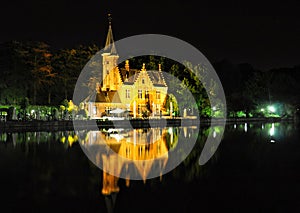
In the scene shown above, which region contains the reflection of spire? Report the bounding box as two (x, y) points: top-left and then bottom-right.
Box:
(88, 128), (170, 211)
(104, 193), (117, 213)
(104, 13), (117, 55)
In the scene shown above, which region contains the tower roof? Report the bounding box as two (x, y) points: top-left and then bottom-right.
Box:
(104, 14), (117, 55)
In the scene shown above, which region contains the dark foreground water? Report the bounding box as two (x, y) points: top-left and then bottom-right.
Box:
(0, 121), (299, 212)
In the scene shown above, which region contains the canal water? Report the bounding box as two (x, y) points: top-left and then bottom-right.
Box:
(0, 121), (299, 212)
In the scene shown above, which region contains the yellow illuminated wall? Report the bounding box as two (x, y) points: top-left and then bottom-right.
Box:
(86, 128), (169, 195)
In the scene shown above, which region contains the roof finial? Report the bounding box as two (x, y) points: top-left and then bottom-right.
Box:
(125, 60), (130, 71)
(108, 13), (112, 25)
(142, 63), (146, 71)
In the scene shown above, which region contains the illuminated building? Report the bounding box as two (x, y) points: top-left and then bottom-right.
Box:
(85, 15), (168, 118)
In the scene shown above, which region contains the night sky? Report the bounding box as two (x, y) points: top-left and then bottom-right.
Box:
(1, 0), (300, 71)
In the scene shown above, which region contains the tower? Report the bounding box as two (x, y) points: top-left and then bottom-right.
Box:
(101, 14), (120, 91)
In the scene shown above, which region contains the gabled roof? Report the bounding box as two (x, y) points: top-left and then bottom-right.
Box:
(95, 91), (121, 103)
(118, 68), (167, 87)
(85, 91), (121, 103)
(147, 70), (167, 87)
(119, 68), (140, 84)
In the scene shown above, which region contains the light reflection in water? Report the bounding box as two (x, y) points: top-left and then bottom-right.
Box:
(0, 131), (78, 148)
(81, 128), (170, 191)
(244, 123), (248, 132)
(76, 126), (199, 213)
(269, 123), (275, 136)
(0, 122), (296, 213)
(232, 121), (293, 144)
(76, 127), (200, 194)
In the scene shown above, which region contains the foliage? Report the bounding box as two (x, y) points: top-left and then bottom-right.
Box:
(163, 94), (178, 116)
(1, 40), (300, 119)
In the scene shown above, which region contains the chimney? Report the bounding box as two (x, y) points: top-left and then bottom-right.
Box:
(125, 60), (129, 71)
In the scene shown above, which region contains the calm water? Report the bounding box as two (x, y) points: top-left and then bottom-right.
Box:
(0, 121), (299, 212)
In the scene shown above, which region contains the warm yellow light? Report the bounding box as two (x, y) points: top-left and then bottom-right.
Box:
(61, 136), (66, 143)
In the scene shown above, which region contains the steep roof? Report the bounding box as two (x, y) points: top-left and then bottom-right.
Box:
(103, 16), (117, 55)
(118, 68), (167, 87)
(84, 91), (121, 103)
(147, 70), (167, 87)
(95, 91), (121, 103)
(119, 68), (140, 84)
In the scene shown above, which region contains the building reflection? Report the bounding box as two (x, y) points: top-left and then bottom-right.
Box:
(84, 128), (169, 192)
(80, 127), (171, 212)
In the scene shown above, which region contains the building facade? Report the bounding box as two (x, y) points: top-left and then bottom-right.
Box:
(85, 17), (168, 119)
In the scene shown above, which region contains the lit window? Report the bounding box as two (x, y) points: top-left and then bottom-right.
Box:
(156, 104), (160, 114)
(145, 90), (149, 99)
(156, 91), (160, 99)
(93, 106), (97, 115)
(138, 90), (142, 99)
(126, 89), (130, 99)
(105, 107), (111, 114)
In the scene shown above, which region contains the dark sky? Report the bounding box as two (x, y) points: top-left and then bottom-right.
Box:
(1, 0), (300, 71)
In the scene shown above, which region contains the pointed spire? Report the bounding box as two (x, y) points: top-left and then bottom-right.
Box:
(104, 13), (117, 55)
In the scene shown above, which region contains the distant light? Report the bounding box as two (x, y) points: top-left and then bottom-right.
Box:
(234, 124), (236, 129)
(268, 105), (276, 113)
(270, 139), (275, 143)
(244, 123), (248, 132)
(213, 130), (217, 138)
(260, 108), (264, 112)
(212, 106), (216, 111)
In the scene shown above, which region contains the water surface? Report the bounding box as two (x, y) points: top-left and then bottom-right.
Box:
(0, 121), (299, 212)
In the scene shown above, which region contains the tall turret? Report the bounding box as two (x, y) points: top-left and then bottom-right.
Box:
(102, 14), (120, 91)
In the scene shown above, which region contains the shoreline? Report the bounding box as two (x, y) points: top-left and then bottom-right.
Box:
(0, 117), (295, 132)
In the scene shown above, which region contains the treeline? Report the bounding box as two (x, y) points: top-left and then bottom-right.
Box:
(0, 41), (299, 118)
(214, 59), (300, 117)
(0, 40), (99, 106)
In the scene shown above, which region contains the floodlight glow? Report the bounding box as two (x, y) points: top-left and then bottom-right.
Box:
(268, 105), (276, 113)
